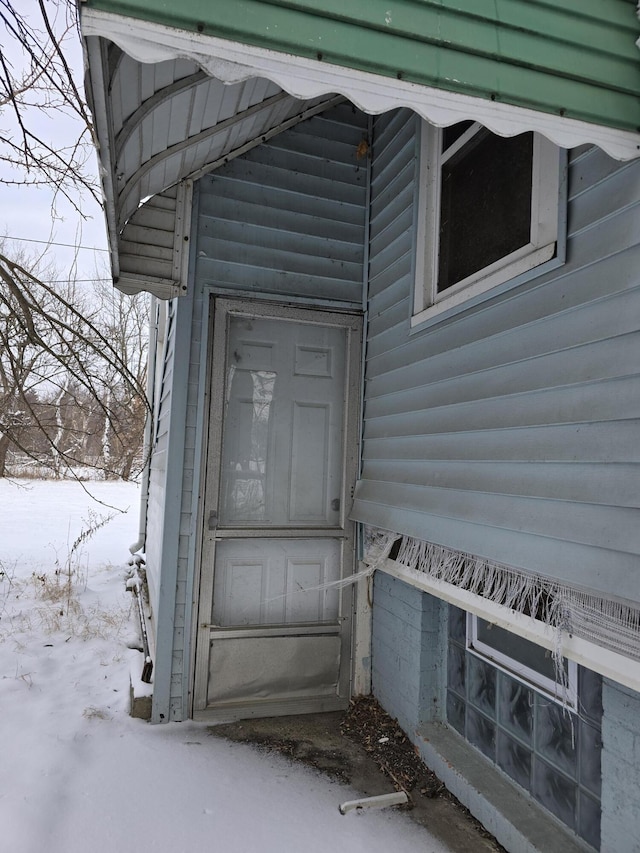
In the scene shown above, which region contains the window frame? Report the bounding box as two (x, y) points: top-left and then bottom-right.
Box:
(466, 613), (578, 710)
(412, 121), (564, 327)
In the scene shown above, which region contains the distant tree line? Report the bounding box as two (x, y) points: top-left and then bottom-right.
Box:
(0, 248), (149, 480)
(0, 1), (149, 481)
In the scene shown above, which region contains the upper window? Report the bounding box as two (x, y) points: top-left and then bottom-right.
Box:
(413, 122), (562, 325)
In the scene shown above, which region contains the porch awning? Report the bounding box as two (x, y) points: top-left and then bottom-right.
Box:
(80, 3), (640, 293)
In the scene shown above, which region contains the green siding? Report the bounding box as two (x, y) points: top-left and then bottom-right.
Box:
(85, 0), (640, 132)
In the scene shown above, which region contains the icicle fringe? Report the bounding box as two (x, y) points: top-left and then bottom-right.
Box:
(364, 527), (640, 663)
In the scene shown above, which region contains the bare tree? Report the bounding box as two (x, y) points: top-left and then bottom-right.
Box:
(0, 249), (149, 478)
(0, 0), (99, 209)
(0, 1), (150, 480)
(0, 246), (59, 475)
(0, 312), (43, 476)
(95, 282), (149, 479)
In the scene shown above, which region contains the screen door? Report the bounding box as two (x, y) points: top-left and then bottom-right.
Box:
(193, 299), (361, 719)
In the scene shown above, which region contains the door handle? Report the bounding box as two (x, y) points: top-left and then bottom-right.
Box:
(208, 510), (218, 530)
(331, 498), (340, 512)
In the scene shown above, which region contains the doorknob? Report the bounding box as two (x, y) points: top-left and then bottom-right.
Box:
(331, 498), (340, 511)
(208, 510), (218, 530)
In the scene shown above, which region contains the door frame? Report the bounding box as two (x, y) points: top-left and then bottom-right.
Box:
(191, 296), (363, 720)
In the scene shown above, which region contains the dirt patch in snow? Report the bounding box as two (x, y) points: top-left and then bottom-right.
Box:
(340, 695), (445, 797)
(208, 696), (505, 852)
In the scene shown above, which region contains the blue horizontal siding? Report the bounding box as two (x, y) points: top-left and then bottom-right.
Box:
(353, 112), (640, 605)
(194, 103), (367, 305)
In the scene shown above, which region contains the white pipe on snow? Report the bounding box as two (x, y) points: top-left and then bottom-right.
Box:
(339, 791), (409, 814)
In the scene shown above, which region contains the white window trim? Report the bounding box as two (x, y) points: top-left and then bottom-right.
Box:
(412, 122), (561, 327)
(379, 556), (640, 695)
(466, 613), (578, 709)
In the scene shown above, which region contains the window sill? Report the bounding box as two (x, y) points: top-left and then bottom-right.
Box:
(415, 722), (589, 853)
(379, 557), (640, 695)
(409, 250), (565, 335)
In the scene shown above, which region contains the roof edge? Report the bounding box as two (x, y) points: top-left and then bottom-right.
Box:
(81, 7), (640, 162)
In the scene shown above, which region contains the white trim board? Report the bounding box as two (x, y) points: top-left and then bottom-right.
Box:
(380, 558), (640, 695)
(81, 8), (640, 162)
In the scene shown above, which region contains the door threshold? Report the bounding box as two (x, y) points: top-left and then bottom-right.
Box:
(193, 695), (348, 723)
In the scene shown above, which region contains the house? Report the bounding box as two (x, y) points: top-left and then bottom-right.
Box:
(80, 2), (640, 850)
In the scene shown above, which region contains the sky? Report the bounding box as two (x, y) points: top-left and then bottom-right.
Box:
(0, 0), (109, 284)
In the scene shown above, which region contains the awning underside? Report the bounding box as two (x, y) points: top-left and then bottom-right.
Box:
(89, 43), (343, 231)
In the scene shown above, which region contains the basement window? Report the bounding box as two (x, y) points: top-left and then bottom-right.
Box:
(467, 614), (577, 709)
(447, 605), (602, 850)
(413, 122), (563, 326)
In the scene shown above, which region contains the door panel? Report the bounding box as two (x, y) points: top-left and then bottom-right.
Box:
(207, 635), (342, 705)
(220, 316), (345, 528)
(193, 299), (361, 720)
(212, 538), (340, 627)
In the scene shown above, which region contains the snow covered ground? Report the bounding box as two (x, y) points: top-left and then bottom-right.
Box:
(0, 479), (452, 853)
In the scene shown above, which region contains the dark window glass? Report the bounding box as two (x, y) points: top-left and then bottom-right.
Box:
(579, 719), (602, 797)
(448, 604), (466, 643)
(498, 674), (533, 745)
(467, 707), (495, 759)
(446, 690), (466, 736)
(438, 131), (534, 292)
(533, 759), (577, 830)
(579, 793), (601, 849)
(468, 655), (496, 717)
(536, 698), (577, 778)
(579, 667), (603, 723)
(442, 120), (474, 152)
(475, 618), (560, 684)
(447, 641), (466, 696)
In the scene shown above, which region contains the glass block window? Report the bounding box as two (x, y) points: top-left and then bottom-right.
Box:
(447, 605), (602, 850)
(469, 615), (578, 708)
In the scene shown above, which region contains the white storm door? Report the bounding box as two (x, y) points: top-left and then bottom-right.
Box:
(193, 300), (361, 718)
